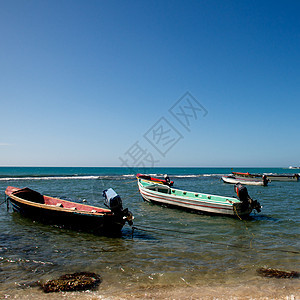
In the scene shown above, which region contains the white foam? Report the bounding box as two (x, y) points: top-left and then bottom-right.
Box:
(0, 175), (100, 181)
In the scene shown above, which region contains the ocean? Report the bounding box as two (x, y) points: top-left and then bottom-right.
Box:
(0, 167), (299, 299)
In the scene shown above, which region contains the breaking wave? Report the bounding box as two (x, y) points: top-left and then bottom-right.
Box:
(0, 173), (229, 181)
(0, 175), (101, 181)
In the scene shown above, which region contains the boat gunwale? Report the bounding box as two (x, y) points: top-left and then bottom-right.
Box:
(137, 179), (240, 206)
(6, 187), (112, 216)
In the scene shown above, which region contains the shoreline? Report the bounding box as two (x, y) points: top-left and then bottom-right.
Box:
(2, 280), (300, 299)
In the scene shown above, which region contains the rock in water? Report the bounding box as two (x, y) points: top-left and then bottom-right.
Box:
(257, 268), (299, 279)
(40, 272), (101, 293)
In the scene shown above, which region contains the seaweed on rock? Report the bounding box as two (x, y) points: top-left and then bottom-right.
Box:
(39, 272), (101, 293)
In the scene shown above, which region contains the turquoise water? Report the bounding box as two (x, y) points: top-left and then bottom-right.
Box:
(0, 167), (299, 299)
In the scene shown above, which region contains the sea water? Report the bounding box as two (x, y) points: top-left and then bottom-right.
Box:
(0, 167), (299, 299)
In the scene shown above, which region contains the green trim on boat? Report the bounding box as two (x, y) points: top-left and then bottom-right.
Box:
(138, 179), (240, 204)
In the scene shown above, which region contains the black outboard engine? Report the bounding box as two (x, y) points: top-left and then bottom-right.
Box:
(234, 183), (249, 202)
(164, 174), (174, 187)
(164, 174), (170, 184)
(234, 183), (261, 213)
(262, 175), (268, 186)
(102, 188), (133, 225)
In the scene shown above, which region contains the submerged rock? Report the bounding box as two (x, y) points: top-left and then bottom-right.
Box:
(39, 272), (101, 293)
(257, 268), (299, 279)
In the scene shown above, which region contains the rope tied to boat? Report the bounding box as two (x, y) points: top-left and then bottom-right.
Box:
(131, 224), (300, 255)
(121, 179), (137, 185)
(0, 193), (9, 210)
(233, 204), (255, 248)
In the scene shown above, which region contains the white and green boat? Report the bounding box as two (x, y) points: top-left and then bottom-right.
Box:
(137, 174), (261, 217)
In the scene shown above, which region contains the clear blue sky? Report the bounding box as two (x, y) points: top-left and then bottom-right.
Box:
(0, 0), (299, 167)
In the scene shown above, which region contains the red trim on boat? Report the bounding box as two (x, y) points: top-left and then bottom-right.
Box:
(136, 174), (174, 186)
(232, 172), (250, 175)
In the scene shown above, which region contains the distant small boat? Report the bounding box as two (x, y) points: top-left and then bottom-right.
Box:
(289, 166), (300, 170)
(262, 173), (299, 182)
(222, 175), (268, 186)
(136, 173), (174, 186)
(232, 171), (299, 182)
(5, 186), (133, 235)
(232, 172), (261, 179)
(137, 174), (261, 216)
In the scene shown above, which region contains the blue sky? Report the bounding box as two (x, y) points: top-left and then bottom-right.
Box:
(0, 0), (299, 167)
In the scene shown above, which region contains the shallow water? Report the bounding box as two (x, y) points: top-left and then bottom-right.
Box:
(0, 167), (299, 299)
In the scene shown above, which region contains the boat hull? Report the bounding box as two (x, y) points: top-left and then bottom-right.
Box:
(6, 187), (125, 235)
(222, 176), (267, 186)
(264, 174), (299, 182)
(137, 179), (252, 217)
(232, 171), (299, 182)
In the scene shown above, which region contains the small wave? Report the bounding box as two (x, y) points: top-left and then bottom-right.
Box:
(0, 175), (101, 181)
(172, 175), (200, 178)
(171, 174), (225, 178)
(123, 173), (225, 178)
(202, 174), (226, 177)
(0, 256), (53, 266)
(0, 173), (229, 181)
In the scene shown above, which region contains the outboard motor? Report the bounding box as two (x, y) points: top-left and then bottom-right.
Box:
(234, 183), (249, 202)
(164, 174), (174, 187)
(262, 175), (268, 186)
(164, 174), (170, 184)
(234, 183), (261, 213)
(103, 188), (123, 213)
(102, 188), (134, 225)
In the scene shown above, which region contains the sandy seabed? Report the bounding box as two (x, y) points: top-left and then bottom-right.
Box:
(1, 280), (299, 300)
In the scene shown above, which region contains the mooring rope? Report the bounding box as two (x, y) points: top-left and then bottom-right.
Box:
(233, 205), (256, 248)
(131, 224), (300, 255)
(121, 179), (137, 184)
(0, 194), (7, 206)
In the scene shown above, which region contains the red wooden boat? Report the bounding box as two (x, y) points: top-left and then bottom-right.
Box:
(5, 186), (133, 235)
(136, 173), (174, 187)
